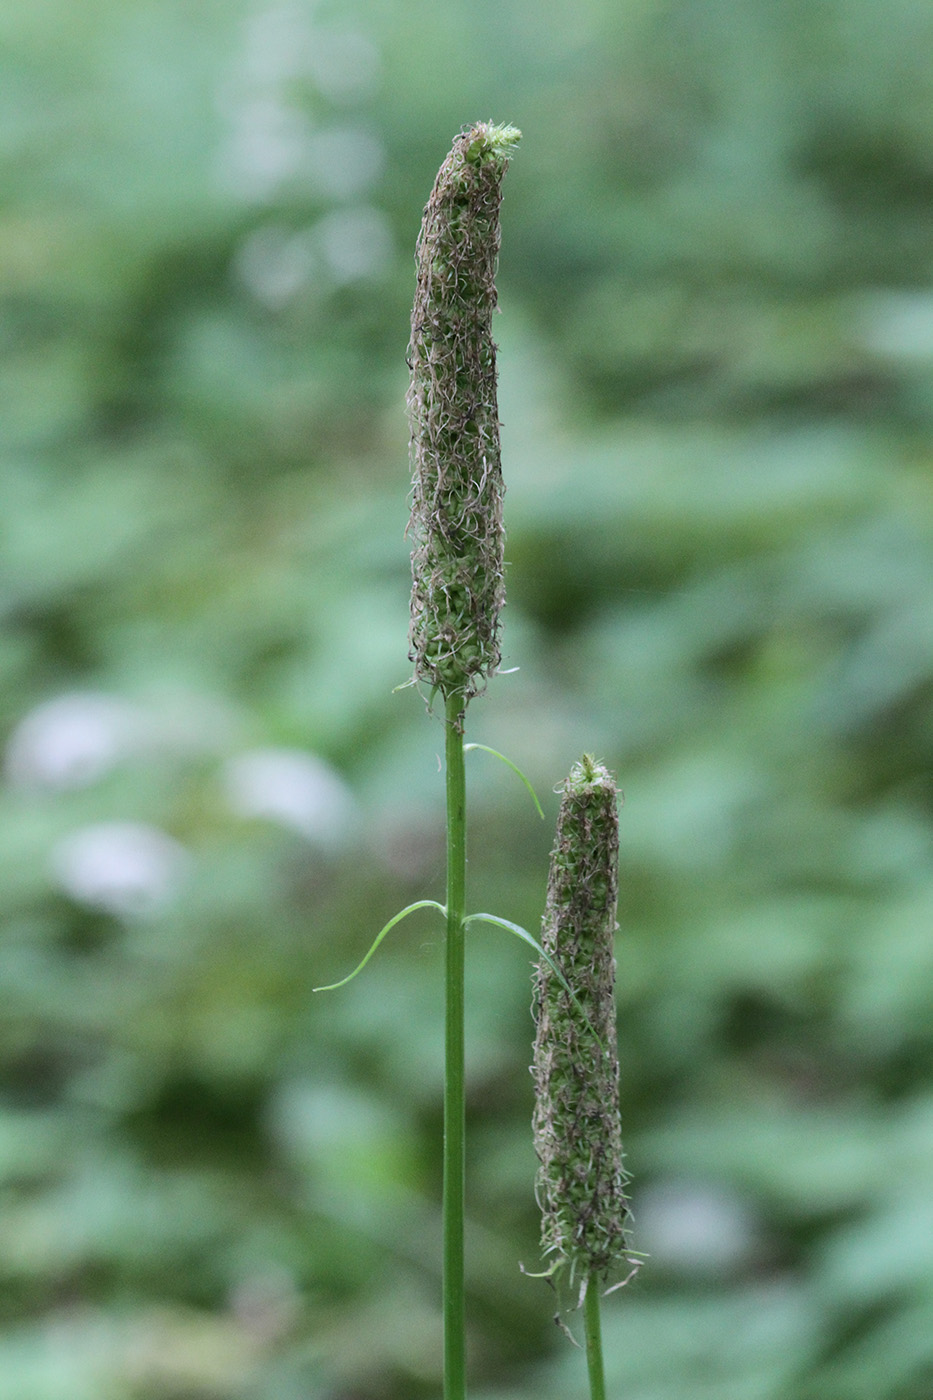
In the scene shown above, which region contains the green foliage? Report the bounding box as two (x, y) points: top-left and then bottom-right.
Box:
(2, 1), (933, 1398)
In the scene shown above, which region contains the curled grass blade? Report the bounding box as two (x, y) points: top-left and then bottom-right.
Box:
(463, 912), (605, 1052)
(463, 744), (544, 819)
(313, 900), (446, 991)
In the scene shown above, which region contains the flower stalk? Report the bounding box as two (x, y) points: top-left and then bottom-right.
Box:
(443, 693), (467, 1395)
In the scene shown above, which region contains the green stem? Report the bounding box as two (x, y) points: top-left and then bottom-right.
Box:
(444, 691), (467, 1400)
(583, 1279), (607, 1400)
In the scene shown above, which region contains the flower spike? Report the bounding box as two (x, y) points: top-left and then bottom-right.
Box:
(407, 123), (520, 699)
(532, 755), (632, 1284)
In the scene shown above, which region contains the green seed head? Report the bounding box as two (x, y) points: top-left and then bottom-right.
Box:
(407, 122), (520, 699)
(532, 756), (631, 1282)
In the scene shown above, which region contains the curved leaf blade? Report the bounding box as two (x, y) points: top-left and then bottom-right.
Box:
(463, 743), (544, 819)
(463, 911), (604, 1051)
(313, 900), (446, 991)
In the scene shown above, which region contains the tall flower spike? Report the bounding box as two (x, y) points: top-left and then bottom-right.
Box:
(532, 755), (631, 1285)
(407, 122), (520, 699)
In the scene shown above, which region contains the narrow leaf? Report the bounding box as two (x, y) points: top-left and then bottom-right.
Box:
(463, 912), (604, 1049)
(313, 900), (446, 991)
(464, 743), (545, 818)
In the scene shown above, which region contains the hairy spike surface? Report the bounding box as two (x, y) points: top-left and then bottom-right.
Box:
(532, 755), (631, 1282)
(407, 122), (520, 698)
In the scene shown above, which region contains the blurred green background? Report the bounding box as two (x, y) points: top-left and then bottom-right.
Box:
(3, 1), (933, 1396)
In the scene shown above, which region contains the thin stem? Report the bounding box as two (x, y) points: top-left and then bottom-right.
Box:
(583, 1279), (607, 1400)
(443, 691), (468, 1400)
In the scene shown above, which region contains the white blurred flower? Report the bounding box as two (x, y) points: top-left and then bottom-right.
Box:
(315, 205), (392, 283)
(306, 28), (380, 102)
(238, 5), (380, 102)
(220, 97), (313, 201)
(634, 1178), (758, 1277)
(241, 3), (313, 86)
(52, 822), (191, 919)
(859, 289), (933, 359)
(305, 125), (384, 199)
(234, 225), (318, 308)
(222, 748), (356, 845)
(229, 1266), (301, 1343)
(5, 693), (142, 791)
(218, 2), (383, 205)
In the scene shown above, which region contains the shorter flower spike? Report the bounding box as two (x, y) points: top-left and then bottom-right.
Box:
(532, 755), (631, 1283)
